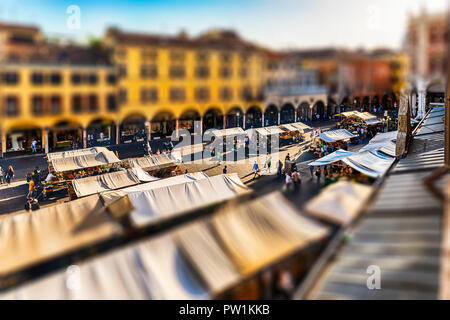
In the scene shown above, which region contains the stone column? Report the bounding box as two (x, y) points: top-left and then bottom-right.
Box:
(145, 121), (151, 142)
(417, 90), (426, 119)
(242, 113), (246, 129)
(294, 109), (297, 123)
(116, 123), (120, 145)
(0, 127), (4, 157)
(83, 128), (87, 149)
(176, 118), (180, 137)
(262, 112), (265, 127)
(42, 128), (49, 154)
(411, 93), (417, 118)
(277, 112), (281, 125)
(200, 117), (203, 135)
(223, 114), (226, 129)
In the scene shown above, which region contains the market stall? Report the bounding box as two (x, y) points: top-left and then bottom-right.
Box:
(43, 149), (124, 199)
(102, 173), (251, 228)
(304, 181), (373, 225)
(69, 169), (146, 199)
(0, 191), (328, 300)
(312, 129), (357, 158)
(127, 154), (178, 177)
(279, 122), (311, 143)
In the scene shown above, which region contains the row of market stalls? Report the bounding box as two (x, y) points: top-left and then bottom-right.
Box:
(335, 111), (382, 128)
(43, 147), (180, 200)
(295, 106), (448, 300)
(0, 170), (331, 299)
(308, 130), (398, 183)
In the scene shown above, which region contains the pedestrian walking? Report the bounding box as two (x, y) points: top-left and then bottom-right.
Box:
(27, 179), (35, 199)
(292, 170), (300, 191)
(284, 173), (294, 192)
(0, 166), (3, 184)
(31, 138), (37, 153)
(253, 161), (260, 179)
(265, 152), (272, 173)
(223, 165), (227, 174)
(315, 166), (322, 183)
(309, 165), (314, 178)
(5, 165), (14, 185)
(277, 160), (283, 178)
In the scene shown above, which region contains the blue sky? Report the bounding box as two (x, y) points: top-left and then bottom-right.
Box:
(0, 0), (448, 49)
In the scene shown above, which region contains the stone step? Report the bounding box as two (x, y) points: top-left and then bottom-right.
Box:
(357, 216), (440, 232)
(344, 241), (441, 256)
(353, 230), (441, 243)
(316, 281), (438, 300)
(337, 254), (440, 272)
(323, 266), (439, 293)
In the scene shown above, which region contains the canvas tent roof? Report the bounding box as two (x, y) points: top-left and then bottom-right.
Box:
(0, 195), (123, 276)
(291, 122), (312, 132)
(71, 169), (142, 198)
(0, 191), (327, 300)
(47, 147), (109, 161)
(207, 127), (246, 138)
(338, 111), (380, 125)
(305, 181), (373, 225)
(308, 150), (355, 167)
(280, 124), (299, 132)
(103, 173), (250, 227)
(319, 129), (357, 143)
(0, 232), (209, 300)
(359, 131), (398, 157)
(50, 150), (121, 172)
(211, 192), (328, 276)
(131, 167), (159, 182)
(128, 154), (177, 171)
(255, 126), (285, 136)
(341, 150), (395, 178)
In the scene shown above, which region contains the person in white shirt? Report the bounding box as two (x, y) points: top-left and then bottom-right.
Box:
(45, 171), (57, 182)
(31, 139), (37, 153)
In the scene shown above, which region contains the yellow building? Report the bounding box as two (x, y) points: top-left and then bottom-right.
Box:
(0, 23), (117, 156)
(0, 24), (267, 156)
(104, 27), (266, 141)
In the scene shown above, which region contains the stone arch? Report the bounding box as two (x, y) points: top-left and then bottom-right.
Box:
(280, 103), (295, 124)
(120, 113), (147, 143)
(264, 104), (279, 126)
(245, 105), (263, 129)
(298, 101), (310, 122)
(203, 107), (224, 130)
(226, 106), (244, 128)
(151, 110), (176, 138)
(179, 108), (201, 133)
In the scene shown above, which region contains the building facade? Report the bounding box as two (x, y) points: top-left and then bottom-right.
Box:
(295, 48), (408, 115)
(406, 9), (447, 118)
(264, 51), (328, 123)
(0, 23), (117, 156)
(104, 27), (266, 140)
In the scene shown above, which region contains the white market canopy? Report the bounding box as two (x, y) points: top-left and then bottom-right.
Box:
(341, 150), (395, 178)
(0, 232), (210, 300)
(0, 195), (123, 276)
(131, 166), (159, 182)
(291, 122), (312, 132)
(338, 111), (380, 125)
(47, 147), (109, 161)
(210, 192), (328, 276)
(50, 150), (122, 173)
(359, 131), (398, 157)
(71, 169), (143, 198)
(255, 126), (286, 136)
(208, 127), (246, 138)
(128, 154), (177, 172)
(319, 129), (357, 143)
(102, 173), (250, 227)
(308, 150), (355, 167)
(305, 181), (373, 225)
(0, 192), (328, 300)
